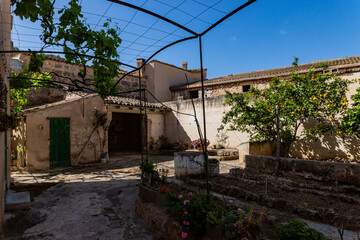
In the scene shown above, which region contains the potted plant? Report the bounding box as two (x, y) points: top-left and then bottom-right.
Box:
(139, 161), (155, 186)
(191, 138), (210, 151)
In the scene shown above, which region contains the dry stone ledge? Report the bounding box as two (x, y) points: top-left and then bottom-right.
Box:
(245, 155), (360, 186)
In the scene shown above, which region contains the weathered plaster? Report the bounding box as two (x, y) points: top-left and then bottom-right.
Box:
(23, 95), (107, 170)
(0, 0), (11, 233)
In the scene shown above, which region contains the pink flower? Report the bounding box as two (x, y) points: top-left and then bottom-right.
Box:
(183, 211), (188, 215)
(188, 192), (193, 196)
(241, 237), (248, 240)
(183, 221), (190, 225)
(184, 200), (190, 205)
(237, 208), (243, 211)
(181, 232), (188, 238)
(178, 194), (183, 199)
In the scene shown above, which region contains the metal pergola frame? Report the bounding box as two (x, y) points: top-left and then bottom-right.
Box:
(2, 0), (257, 195)
(107, 0), (257, 195)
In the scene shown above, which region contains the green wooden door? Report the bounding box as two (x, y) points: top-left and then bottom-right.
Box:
(50, 118), (70, 168)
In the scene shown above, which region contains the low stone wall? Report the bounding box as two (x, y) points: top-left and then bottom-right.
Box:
(245, 155), (360, 186)
(238, 142), (276, 164)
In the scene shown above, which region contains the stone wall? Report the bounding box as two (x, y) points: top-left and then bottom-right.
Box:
(245, 155), (360, 186)
(0, 0), (11, 233)
(171, 78), (270, 100)
(16, 54), (145, 106)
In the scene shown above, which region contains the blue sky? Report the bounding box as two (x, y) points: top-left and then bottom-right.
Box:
(11, 0), (360, 79)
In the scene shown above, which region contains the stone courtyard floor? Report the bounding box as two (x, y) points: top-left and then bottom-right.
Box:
(3, 153), (241, 240)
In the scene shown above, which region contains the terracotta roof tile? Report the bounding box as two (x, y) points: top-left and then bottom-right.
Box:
(105, 95), (167, 109)
(171, 55), (360, 90)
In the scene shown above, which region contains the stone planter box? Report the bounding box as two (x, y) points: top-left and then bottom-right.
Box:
(136, 185), (225, 240)
(138, 184), (165, 207)
(174, 151), (219, 178)
(238, 141), (276, 164)
(245, 155), (360, 186)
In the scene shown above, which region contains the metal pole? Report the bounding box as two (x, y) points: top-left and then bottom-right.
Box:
(144, 89), (149, 163)
(199, 36), (210, 195)
(276, 105), (280, 160)
(139, 69), (144, 163)
(21, 116), (25, 167)
(4, 85), (8, 195)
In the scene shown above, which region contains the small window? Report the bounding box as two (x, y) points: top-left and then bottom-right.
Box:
(242, 85), (251, 92)
(190, 90), (199, 99)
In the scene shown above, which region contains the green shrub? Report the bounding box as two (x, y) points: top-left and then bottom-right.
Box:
(165, 192), (223, 238)
(275, 219), (328, 240)
(139, 161), (154, 174)
(219, 208), (265, 239)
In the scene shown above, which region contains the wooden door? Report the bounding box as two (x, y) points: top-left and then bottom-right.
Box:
(50, 118), (70, 168)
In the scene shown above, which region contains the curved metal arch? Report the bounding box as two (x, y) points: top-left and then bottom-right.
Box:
(107, 0), (198, 36)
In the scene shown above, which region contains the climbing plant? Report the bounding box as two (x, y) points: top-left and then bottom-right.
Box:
(10, 64), (53, 114)
(219, 59), (353, 156)
(11, 0), (122, 98)
(343, 85), (360, 138)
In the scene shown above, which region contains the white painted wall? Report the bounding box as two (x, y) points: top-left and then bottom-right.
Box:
(164, 73), (360, 160)
(164, 96), (249, 148)
(148, 113), (165, 142)
(145, 61), (204, 103)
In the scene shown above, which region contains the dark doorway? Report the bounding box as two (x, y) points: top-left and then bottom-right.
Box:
(108, 112), (141, 152)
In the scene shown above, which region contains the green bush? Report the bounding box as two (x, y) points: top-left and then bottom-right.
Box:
(275, 219), (328, 240)
(165, 192), (223, 238)
(139, 161), (154, 174)
(219, 208), (265, 240)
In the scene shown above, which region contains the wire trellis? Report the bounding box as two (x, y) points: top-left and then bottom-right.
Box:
(1, 0), (257, 195)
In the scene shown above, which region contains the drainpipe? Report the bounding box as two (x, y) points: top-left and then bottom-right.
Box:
(20, 116), (25, 167)
(4, 85), (8, 195)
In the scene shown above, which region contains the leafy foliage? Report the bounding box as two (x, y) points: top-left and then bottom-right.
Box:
(343, 87), (360, 138)
(219, 208), (265, 240)
(166, 191), (265, 239)
(166, 192), (223, 238)
(275, 219), (328, 240)
(312, 61), (330, 69)
(10, 68), (52, 114)
(220, 63), (352, 156)
(139, 161), (155, 174)
(11, 0), (121, 97)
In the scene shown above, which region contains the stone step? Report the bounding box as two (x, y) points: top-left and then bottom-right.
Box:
(187, 177), (360, 231)
(5, 191), (31, 211)
(166, 177), (360, 239)
(230, 168), (360, 195)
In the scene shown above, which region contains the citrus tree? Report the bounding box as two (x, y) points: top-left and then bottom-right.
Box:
(343, 86), (360, 138)
(219, 65), (352, 156)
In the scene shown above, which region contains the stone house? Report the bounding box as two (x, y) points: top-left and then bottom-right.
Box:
(166, 56), (360, 160)
(0, 0), (12, 233)
(11, 55), (202, 170)
(13, 93), (166, 171)
(11, 51), (360, 169)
